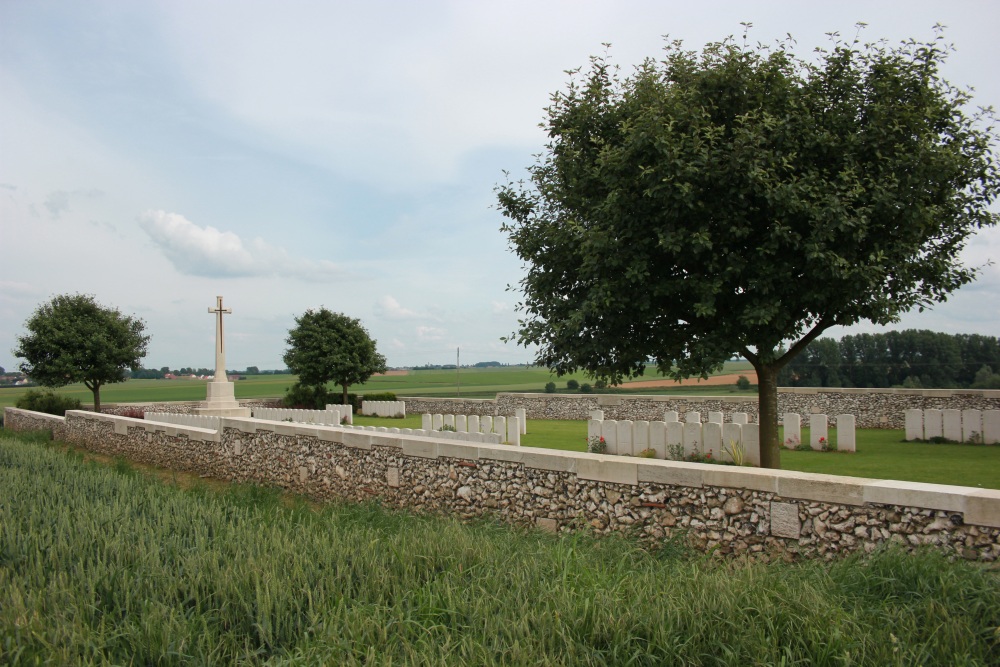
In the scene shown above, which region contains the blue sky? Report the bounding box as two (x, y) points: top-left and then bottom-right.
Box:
(2, 0), (998, 372)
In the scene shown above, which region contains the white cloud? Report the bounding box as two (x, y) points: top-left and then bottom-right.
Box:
(374, 295), (423, 320)
(138, 210), (341, 281)
(491, 301), (510, 314)
(416, 326), (446, 342)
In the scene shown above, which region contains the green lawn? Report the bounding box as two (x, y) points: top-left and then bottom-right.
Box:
(2, 432), (997, 665)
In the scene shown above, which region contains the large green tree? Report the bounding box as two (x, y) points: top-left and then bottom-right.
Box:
(14, 294), (150, 413)
(497, 29), (999, 468)
(283, 308), (387, 405)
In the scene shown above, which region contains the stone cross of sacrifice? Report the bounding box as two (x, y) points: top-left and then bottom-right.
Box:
(208, 296), (232, 382)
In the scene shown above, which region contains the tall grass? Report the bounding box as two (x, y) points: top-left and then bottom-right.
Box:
(1, 432), (997, 665)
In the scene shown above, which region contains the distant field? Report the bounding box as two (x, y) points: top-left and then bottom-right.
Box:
(0, 362), (757, 409)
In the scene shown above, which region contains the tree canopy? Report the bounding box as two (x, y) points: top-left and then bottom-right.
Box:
(497, 28), (999, 468)
(283, 308), (387, 405)
(14, 294), (150, 413)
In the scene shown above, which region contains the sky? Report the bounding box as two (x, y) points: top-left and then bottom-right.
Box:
(2, 0), (998, 372)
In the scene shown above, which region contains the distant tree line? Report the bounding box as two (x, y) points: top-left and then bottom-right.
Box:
(127, 366), (290, 379)
(778, 331), (1000, 389)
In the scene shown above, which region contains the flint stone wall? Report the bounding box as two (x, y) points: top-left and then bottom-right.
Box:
(405, 389), (1000, 429)
(5, 406), (998, 562)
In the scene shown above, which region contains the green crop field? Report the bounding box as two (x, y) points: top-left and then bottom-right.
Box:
(2, 431), (997, 665)
(0, 362), (757, 409)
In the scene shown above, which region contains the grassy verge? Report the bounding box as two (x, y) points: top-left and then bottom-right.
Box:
(1, 431), (997, 665)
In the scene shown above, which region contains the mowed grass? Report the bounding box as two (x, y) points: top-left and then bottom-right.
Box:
(2, 431), (997, 666)
(354, 416), (1000, 489)
(0, 362), (757, 409)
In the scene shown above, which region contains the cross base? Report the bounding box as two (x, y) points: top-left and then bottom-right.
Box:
(194, 380), (251, 417)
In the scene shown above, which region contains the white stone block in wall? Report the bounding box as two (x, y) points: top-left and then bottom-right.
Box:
(666, 421), (683, 456)
(708, 411), (724, 424)
(742, 424), (760, 466)
(924, 409), (943, 439)
(983, 410), (1000, 445)
(942, 409), (962, 442)
(468, 415), (480, 434)
(481, 416), (493, 434)
(456, 415), (468, 432)
(809, 414), (828, 450)
(783, 413), (801, 448)
(649, 421), (666, 459)
(507, 417), (520, 446)
(685, 411), (701, 424)
(722, 423), (742, 462)
(633, 420), (650, 456)
(495, 416), (507, 440)
(601, 420), (618, 455)
(443, 414), (455, 429)
(616, 420), (633, 457)
(683, 422), (702, 457)
(904, 409), (923, 441)
(703, 422), (723, 459)
(401, 428), (412, 434)
(590, 409), (604, 421)
(664, 410), (679, 423)
(517, 408), (527, 434)
(836, 414), (856, 452)
(732, 412), (749, 425)
(377, 427), (388, 432)
(433, 414), (444, 430)
(962, 409), (982, 443)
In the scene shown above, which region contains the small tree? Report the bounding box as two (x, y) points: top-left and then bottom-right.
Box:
(567, 379), (580, 390)
(283, 308), (387, 405)
(14, 294), (150, 413)
(736, 376), (751, 391)
(498, 28), (998, 468)
(544, 381), (556, 393)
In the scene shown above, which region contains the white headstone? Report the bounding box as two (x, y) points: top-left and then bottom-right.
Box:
(443, 414), (455, 429)
(742, 424), (761, 466)
(648, 421), (666, 459)
(664, 410), (679, 423)
(904, 409), (923, 441)
(924, 409), (943, 439)
(481, 415), (493, 434)
(633, 420), (650, 456)
(983, 410), (1000, 445)
(588, 419), (603, 442)
(589, 409), (604, 421)
(616, 420), (633, 456)
(962, 409), (982, 443)
(702, 422), (723, 459)
(836, 414), (856, 452)
(516, 408), (527, 434)
(495, 416), (507, 441)
(467, 415), (480, 434)
(507, 416), (521, 446)
(433, 414), (444, 430)
(456, 415), (468, 432)
(708, 411), (724, 424)
(783, 413), (801, 449)
(942, 409), (962, 442)
(666, 421), (684, 457)
(809, 414), (828, 450)
(732, 412), (749, 425)
(601, 420), (618, 455)
(722, 423), (742, 462)
(685, 411), (701, 424)
(683, 422), (702, 457)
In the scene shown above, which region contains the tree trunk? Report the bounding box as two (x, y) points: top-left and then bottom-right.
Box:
(754, 362), (781, 469)
(342, 383), (349, 409)
(92, 383), (102, 414)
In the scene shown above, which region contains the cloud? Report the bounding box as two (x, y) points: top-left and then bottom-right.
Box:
(374, 295), (423, 320)
(44, 191), (70, 218)
(138, 210), (341, 281)
(491, 301), (510, 314)
(416, 326), (446, 342)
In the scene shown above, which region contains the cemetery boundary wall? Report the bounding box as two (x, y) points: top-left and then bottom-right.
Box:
(404, 388), (1000, 429)
(5, 407), (998, 562)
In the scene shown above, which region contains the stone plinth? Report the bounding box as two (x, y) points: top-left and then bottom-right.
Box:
(194, 380), (251, 417)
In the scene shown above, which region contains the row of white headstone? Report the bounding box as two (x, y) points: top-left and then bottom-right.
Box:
(342, 423), (505, 445)
(782, 413), (856, 452)
(587, 418), (761, 464)
(360, 401), (407, 418)
(904, 408), (1000, 444)
(420, 412), (526, 446)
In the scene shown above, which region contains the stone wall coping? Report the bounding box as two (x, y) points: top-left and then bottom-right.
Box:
(403, 396), (497, 405)
(8, 407), (999, 529)
(4, 407), (65, 426)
